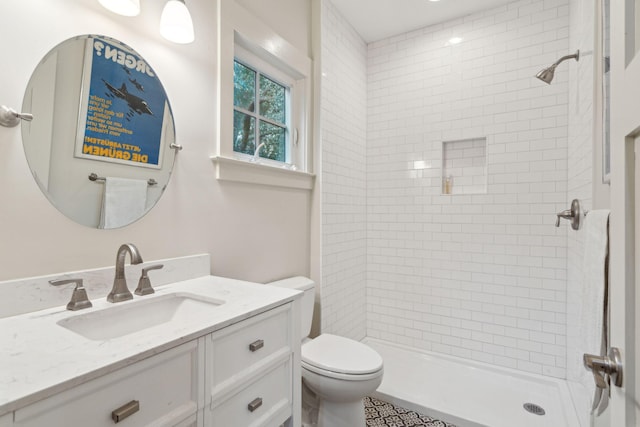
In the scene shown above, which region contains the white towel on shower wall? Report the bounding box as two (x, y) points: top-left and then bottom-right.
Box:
(99, 177), (148, 229)
(578, 209), (610, 415)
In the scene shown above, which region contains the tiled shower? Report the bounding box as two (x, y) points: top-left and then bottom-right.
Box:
(365, 0), (570, 378)
(321, 0), (598, 420)
(323, 0), (572, 377)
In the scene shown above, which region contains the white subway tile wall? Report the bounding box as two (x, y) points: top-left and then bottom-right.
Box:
(320, 0), (368, 340)
(366, 0), (570, 377)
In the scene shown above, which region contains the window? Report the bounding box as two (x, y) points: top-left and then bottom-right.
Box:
(214, 0), (313, 189)
(233, 59), (290, 162)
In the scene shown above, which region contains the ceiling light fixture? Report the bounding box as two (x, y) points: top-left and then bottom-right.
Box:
(448, 37), (463, 45)
(160, 0), (195, 44)
(98, 0), (195, 44)
(98, 0), (140, 16)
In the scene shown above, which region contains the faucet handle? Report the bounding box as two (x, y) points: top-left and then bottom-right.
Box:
(135, 264), (164, 296)
(49, 278), (93, 311)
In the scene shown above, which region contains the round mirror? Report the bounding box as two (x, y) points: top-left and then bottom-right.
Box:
(21, 35), (177, 229)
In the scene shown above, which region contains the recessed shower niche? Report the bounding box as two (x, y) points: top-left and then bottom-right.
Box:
(441, 138), (487, 195)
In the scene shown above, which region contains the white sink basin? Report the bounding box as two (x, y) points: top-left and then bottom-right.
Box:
(57, 292), (224, 340)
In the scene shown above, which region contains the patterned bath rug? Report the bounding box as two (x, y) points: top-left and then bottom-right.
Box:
(364, 396), (458, 427)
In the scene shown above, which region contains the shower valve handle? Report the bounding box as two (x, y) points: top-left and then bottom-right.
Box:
(555, 209), (573, 227)
(555, 199), (584, 230)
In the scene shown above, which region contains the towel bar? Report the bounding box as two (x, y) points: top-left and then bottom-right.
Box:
(89, 173), (157, 186)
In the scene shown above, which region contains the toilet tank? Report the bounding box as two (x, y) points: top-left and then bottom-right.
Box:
(267, 276), (315, 340)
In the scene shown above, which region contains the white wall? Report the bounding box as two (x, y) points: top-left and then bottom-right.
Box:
(366, 0), (571, 378)
(237, 0), (311, 56)
(0, 0), (313, 284)
(320, 0), (368, 340)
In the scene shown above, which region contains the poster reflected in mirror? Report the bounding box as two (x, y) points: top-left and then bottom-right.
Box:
(74, 35), (167, 169)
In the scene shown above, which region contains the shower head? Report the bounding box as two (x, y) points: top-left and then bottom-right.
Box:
(535, 66), (556, 84)
(535, 50), (580, 84)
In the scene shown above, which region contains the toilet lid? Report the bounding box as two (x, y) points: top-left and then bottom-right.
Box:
(301, 334), (383, 375)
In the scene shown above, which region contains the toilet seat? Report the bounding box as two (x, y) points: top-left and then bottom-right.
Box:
(301, 334), (383, 380)
(301, 360), (383, 381)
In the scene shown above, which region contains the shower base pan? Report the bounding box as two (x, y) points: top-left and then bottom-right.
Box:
(365, 338), (581, 427)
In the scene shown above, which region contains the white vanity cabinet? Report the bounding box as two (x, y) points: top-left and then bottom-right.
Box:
(5, 299), (299, 427)
(0, 271), (303, 427)
(204, 303), (295, 427)
(13, 341), (202, 427)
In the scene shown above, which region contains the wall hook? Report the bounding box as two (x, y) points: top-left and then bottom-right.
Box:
(0, 105), (33, 128)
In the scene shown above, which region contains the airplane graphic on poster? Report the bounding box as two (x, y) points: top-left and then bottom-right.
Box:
(102, 79), (153, 116)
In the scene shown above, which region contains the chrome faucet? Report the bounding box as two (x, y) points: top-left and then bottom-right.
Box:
(107, 243), (143, 303)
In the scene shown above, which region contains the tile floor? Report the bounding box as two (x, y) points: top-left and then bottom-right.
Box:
(365, 396), (458, 427)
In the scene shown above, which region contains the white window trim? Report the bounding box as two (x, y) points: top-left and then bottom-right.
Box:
(214, 0), (314, 189)
(210, 155), (315, 190)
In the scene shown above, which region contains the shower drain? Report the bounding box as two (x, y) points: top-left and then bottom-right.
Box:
(523, 403), (546, 416)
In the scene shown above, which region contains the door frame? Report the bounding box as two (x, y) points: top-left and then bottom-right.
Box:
(608, 0), (640, 425)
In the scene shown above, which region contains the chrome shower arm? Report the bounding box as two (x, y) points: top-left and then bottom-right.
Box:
(552, 50), (580, 67)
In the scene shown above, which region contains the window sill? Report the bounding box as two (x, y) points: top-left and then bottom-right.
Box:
(211, 156), (315, 190)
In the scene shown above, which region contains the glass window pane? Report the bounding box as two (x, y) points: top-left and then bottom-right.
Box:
(233, 110), (255, 155)
(258, 121), (286, 162)
(259, 75), (286, 124)
(234, 61), (255, 112)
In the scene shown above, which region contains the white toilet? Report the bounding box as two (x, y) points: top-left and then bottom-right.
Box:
(269, 277), (384, 427)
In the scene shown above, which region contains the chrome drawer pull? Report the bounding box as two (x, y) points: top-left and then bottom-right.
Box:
(111, 400), (139, 423)
(249, 339), (264, 352)
(248, 397), (263, 412)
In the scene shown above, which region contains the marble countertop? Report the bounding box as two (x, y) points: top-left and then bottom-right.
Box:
(0, 275), (300, 416)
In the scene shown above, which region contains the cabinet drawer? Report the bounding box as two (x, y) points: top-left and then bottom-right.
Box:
(209, 358), (291, 427)
(14, 342), (200, 427)
(208, 304), (291, 389)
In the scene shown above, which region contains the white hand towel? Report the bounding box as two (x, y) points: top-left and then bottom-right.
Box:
(99, 177), (148, 229)
(578, 209), (610, 414)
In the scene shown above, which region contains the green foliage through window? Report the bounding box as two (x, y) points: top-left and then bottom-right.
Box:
(233, 60), (287, 162)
